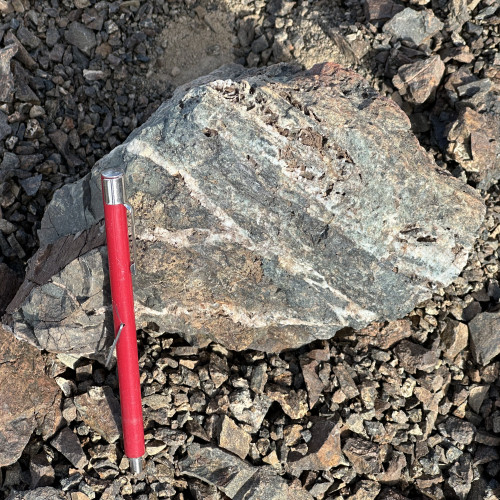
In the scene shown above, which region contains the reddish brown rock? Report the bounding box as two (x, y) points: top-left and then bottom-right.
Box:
(343, 437), (383, 474)
(218, 415), (252, 459)
(393, 55), (445, 104)
(364, 0), (403, 21)
(300, 357), (324, 408)
(440, 320), (468, 360)
(288, 418), (343, 474)
(266, 384), (308, 419)
(394, 340), (439, 374)
(0, 326), (60, 466)
(357, 319), (413, 349)
(73, 386), (122, 443)
(447, 107), (500, 190)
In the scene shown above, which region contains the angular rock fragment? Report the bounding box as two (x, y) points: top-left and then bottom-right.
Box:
(343, 437), (383, 474)
(49, 130), (84, 169)
(357, 319), (412, 349)
(447, 107), (500, 190)
(333, 363), (359, 399)
(0, 44), (18, 103)
(209, 352), (229, 388)
(4, 31), (38, 70)
(189, 480), (220, 500)
(287, 418), (342, 474)
(393, 55), (445, 104)
(218, 416), (252, 459)
(440, 320), (468, 360)
(50, 427), (88, 469)
(74, 386), (122, 443)
(299, 356), (324, 408)
(179, 444), (313, 499)
(0, 110), (12, 141)
(447, 454), (473, 500)
(446, 0), (470, 32)
(7, 63), (485, 354)
(468, 385), (488, 414)
(64, 22), (97, 56)
(228, 389), (272, 433)
(394, 340), (438, 374)
(12, 60), (40, 104)
(29, 454), (55, 488)
(364, 0), (403, 22)
(0, 326), (60, 467)
(266, 384), (308, 419)
(441, 416), (475, 445)
(468, 311), (500, 366)
(377, 490), (409, 500)
(16, 26), (41, 50)
(352, 480), (381, 500)
(383, 8), (444, 46)
(250, 363), (268, 394)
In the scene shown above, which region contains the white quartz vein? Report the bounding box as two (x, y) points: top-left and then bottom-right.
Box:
(127, 138), (377, 326)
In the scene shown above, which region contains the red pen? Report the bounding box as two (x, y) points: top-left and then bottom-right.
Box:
(101, 169), (145, 474)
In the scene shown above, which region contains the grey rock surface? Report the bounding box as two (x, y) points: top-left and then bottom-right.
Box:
(6, 62), (485, 354)
(50, 427), (88, 469)
(64, 21), (96, 56)
(383, 8), (444, 46)
(468, 310), (500, 366)
(0, 110), (12, 141)
(5, 223), (109, 356)
(6, 488), (67, 500)
(179, 443), (313, 499)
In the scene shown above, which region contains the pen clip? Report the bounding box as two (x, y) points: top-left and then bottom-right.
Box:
(124, 202), (138, 275)
(105, 302), (125, 368)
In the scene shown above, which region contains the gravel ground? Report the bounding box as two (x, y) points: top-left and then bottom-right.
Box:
(0, 0), (499, 499)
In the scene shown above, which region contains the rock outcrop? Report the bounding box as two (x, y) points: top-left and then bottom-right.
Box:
(5, 62), (485, 354)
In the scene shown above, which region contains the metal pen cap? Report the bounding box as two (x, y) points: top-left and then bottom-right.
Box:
(102, 168), (127, 205)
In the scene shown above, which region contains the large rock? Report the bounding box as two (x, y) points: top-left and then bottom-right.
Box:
(0, 326), (60, 466)
(4, 63), (485, 354)
(179, 443), (313, 500)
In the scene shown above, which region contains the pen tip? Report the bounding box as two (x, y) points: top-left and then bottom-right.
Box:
(129, 457), (143, 474)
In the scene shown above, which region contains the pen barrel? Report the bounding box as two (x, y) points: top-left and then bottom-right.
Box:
(102, 199), (145, 460)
